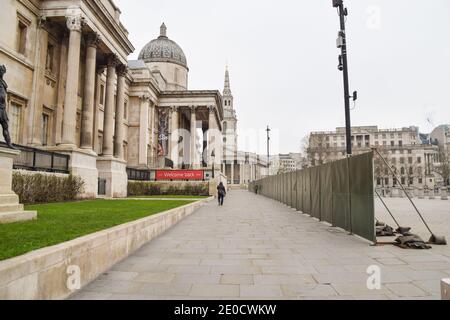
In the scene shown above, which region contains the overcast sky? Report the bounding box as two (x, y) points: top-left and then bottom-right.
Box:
(115, 0), (450, 154)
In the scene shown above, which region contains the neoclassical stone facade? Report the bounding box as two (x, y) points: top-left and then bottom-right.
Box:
(0, 0), (224, 198)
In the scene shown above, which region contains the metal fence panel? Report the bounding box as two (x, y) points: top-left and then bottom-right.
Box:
(320, 162), (333, 224)
(248, 152), (375, 243)
(311, 166), (321, 220)
(332, 158), (351, 230)
(297, 170), (303, 212)
(303, 168), (311, 215)
(350, 152), (376, 242)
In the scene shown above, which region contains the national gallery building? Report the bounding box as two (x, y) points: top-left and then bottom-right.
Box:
(0, 0), (266, 197)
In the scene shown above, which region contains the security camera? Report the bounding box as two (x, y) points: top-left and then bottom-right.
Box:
(338, 55), (344, 71)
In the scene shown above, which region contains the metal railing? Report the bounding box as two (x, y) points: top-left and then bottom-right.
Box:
(0, 142), (70, 174)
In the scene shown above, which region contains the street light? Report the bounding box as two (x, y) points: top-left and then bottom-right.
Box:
(332, 0), (357, 156)
(266, 126), (271, 172)
(211, 150), (216, 179)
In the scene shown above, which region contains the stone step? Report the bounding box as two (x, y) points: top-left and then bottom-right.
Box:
(0, 203), (24, 213)
(0, 211), (37, 224)
(0, 194), (20, 204)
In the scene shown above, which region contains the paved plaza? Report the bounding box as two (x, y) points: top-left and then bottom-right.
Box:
(72, 190), (450, 300)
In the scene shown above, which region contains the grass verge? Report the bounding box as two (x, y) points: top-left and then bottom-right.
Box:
(0, 199), (194, 261)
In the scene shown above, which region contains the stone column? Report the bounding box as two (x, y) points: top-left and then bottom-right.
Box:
(149, 101), (156, 166)
(102, 55), (118, 156)
(190, 106), (197, 168)
(61, 15), (83, 146)
(114, 65), (127, 159)
(170, 106), (179, 168)
(208, 106), (215, 165)
(93, 66), (104, 153)
(231, 162), (235, 184)
(55, 32), (69, 145)
(80, 33), (100, 151)
(139, 94), (150, 166)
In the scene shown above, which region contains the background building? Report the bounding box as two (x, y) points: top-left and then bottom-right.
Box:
(268, 153), (306, 175)
(307, 126), (441, 188)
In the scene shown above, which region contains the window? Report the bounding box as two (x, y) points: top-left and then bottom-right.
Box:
(400, 157), (405, 164)
(17, 18), (28, 55)
(401, 167), (405, 175)
(409, 178), (413, 185)
(46, 43), (54, 73)
(384, 178), (389, 186)
(41, 113), (49, 146)
(398, 140), (403, 147)
(9, 102), (22, 144)
(409, 167), (413, 175)
(391, 141), (395, 147)
(174, 68), (179, 83)
(418, 178), (423, 184)
(124, 101), (128, 119)
(417, 157), (422, 164)
(375, 141), (379, 146)
(377, 178), (381, 186)
(401, 177), (406, 185)
(123, 142), (128, 161)
(408, 157), (413, 164)
(100, 84), (105, 105)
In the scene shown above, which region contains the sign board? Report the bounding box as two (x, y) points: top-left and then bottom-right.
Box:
(155, 170), (204, 181)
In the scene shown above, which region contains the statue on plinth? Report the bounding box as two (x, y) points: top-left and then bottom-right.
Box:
(0, 65), (16, 149)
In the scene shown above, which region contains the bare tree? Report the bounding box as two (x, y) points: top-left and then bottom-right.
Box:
(434, 146), (450, 186)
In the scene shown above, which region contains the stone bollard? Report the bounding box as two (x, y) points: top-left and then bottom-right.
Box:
(442, 279), (450, 300)
(407, 187), (414, 198)
(441, 188), (448, 200)
(429, 190), (435, 200)
(418, 188), (425, 199)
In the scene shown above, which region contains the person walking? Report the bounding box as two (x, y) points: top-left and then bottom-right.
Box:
(217, 182), (226, 206)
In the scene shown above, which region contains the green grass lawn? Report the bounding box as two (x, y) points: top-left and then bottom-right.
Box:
(0, 199), (194, 261)
(129, 195), (209, 199)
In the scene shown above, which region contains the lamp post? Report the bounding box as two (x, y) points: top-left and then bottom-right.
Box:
(211, 150), (216, 179)
(266, 125), (271, 174)
(332, 0), (357, 156)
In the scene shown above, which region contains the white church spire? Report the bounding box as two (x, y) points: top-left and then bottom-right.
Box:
(223, 65), (232, 96)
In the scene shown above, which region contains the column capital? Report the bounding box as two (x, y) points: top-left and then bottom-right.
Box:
(170, 106), (178, 113)
(66, 15), (85, 32)
(86, 32), (101, 48)
(96, 65), (106, 75)
(190, 105), (197, 112)
(139, 93), (151, 101)
(207, 105), (215, 113)
(106, 54), (120, 68)
(116, 64), (128, 77)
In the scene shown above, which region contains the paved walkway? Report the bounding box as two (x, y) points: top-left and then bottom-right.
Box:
(71, 190), (450, 300)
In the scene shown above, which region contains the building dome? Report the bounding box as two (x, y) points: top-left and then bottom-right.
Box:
(138, 23), (188, 69)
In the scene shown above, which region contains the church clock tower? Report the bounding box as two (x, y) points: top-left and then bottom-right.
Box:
(222, 66), (238, 160)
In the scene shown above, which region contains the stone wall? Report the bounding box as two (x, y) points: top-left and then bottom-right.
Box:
(0, 197), (212, 300)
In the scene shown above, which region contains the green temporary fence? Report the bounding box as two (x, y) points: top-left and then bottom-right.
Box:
(249, 152), (375, 242)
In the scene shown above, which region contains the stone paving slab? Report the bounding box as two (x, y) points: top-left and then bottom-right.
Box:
(71, 190), (450, 300)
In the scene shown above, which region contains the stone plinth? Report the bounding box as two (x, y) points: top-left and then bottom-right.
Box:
(46, 146), (99, 199)
(0, 147), (37, 224)
(97, 156), (128, 198)
(442, 279), (450, 300)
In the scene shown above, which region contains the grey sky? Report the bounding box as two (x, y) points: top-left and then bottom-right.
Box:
(115, 0), (450, 154)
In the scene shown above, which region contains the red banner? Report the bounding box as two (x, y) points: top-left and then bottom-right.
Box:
(155, 170), (204, 181)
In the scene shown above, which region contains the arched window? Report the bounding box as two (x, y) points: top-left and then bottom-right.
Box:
(400, 167), (405, 175)
(223, 121), (228, 133)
